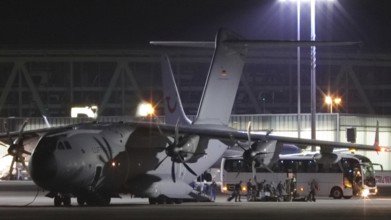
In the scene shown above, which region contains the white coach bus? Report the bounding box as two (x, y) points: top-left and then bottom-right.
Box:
(221, 153), (378, 199)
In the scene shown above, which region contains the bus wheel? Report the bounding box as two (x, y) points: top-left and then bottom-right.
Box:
(331, 187), (343, 199)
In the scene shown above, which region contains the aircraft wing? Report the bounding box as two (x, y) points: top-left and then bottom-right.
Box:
(0, 123), (82, 145)
(142, 121), (390, 152)
(252, 134), (387, 152)
(1, 120), (388, 153)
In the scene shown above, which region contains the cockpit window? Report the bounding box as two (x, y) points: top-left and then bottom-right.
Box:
(64, 141), (72, 150)
(58, 142), (65, 150)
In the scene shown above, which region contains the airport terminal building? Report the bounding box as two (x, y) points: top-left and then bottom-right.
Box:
(1, 47), (391, 169)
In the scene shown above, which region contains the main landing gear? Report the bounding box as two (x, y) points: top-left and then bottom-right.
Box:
(51, 193), (111, 206)
(148, 195), (183, 205)
(54, 194), (71, 207)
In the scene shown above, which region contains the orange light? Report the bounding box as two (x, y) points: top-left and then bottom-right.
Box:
(300, 187), (304, 192)
(242, 186), (247, 192)
(379, 147), (387, 152)
(334, 97), (341, 105)
(222, 186), (227, 192)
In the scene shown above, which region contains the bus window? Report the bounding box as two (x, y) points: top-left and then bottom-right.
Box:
(318, 163), (342, 173)
(307, 160), (317, 172)
(271, 160), (284, 173)
(283, 160), (297, 173)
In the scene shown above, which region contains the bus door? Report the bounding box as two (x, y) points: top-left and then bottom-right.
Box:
(286, 169), (297, 198)
(352, 166), (363, 195)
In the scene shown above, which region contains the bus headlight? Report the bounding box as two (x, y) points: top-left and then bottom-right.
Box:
(344, 177), (352, 188)
(361, 189), (369, 198)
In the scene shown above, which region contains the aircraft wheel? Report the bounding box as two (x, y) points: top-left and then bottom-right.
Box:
(86, 194), (111, 206)
(98, 195), (111, 206)
(63, 196), (71, 206)
(148, 198), (157, 205)
(157, 195), (167, 204)
(174, 199), (183, 204)
(77, 197), (86, 206)
(166, 198), (174, 204)
(54, 195), (62, 207)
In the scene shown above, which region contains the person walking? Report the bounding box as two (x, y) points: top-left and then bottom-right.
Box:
(234, 180), (243, 202)
(210, 180), (218, 201)
(308, 179), (319, 202)
(246, 178), (253, 201)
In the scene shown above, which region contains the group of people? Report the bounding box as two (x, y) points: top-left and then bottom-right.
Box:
(227, 177), (319, 202)
(193, 180), (219, 201)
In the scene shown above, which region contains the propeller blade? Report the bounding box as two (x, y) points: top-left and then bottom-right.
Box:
(8, 157), (15, 180)
(266, 129), (273, 136)
(171, 161), (176, 183)
(255, 151), (269, 156)
(0, 141), (8, 148)
(235, 170), (241, 178)
(252, 161), (256, 180)
(182, 161), (197, 176)
(93, 137), (110, 160)
(21, 160), (29, 174)
(98, 155), (106, 164)
(246, 121), (252, 144)
(235, 162), (241, 178)
(178, 155), (197, 176)
(154, 155), (168, 170)
(13, 119), (29, 145)
(174, 119), (179, 145)
(155, 121), (174, 145)
(265, 166), (274, 173)
(102, 137), (113, 159)
(22, 149), (31, 156)
(236, 142), (247, 151)
(6, 130), (13, 145)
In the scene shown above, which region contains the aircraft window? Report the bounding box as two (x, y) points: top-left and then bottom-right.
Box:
(64, 141), (72, 150)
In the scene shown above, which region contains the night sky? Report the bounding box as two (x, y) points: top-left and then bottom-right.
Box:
(1, 0), (391, 50)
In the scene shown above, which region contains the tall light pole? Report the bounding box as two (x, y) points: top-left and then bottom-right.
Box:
(310, 0), (316, 151)
(297, 0), (301, 139)
(279, 0), (302, 139)
(279, 0), (335, 148)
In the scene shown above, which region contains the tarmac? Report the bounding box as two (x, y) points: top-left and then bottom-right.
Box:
(1, 181), (391, 220)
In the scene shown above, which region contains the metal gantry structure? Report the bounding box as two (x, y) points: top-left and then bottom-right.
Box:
(1, 47), (391, 117)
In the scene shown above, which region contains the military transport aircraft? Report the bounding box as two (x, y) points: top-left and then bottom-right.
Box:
(0, 29), (388, 207)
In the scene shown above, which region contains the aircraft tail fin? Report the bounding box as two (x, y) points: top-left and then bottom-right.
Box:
(193, 29), (247, 126)
(161, 55), (192, 126)
(151, 29), (358, 126)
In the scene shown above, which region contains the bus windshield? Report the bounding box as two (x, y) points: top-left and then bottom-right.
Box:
(362, 163), (376, 187)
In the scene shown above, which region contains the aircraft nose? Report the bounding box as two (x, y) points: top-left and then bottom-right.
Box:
(29, 137), (58, 189)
